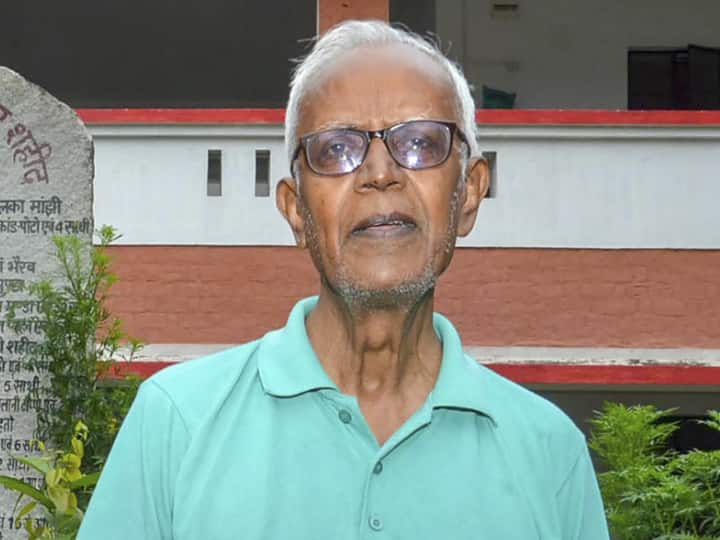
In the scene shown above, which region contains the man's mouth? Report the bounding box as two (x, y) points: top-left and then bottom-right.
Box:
(351, 212), (417, 238)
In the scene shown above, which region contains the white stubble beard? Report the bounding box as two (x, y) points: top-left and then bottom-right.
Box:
(299, 172), (464, 312)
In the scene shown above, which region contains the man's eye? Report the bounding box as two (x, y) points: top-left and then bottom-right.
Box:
(320, 142), (349, 159)
(330, 143), (348, 155)
(409, 137), (431, 150)
(401, 136), (436, 154)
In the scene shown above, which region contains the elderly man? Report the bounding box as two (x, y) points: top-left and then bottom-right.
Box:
(79, 20), (609, 540)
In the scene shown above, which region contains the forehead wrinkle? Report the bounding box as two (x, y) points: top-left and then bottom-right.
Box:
(308, 120), (360, 133)
(379, 105), (438, 127)
(304, 98), (454, 134)
(296, 87), (365, 137)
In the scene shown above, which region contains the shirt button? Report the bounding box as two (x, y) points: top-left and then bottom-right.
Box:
(373, 462), (383, 474)
(338, 409), (352, 424)
(368, 515), (383, 531)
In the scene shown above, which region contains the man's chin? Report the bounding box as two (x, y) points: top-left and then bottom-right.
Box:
(329, 271), (437, 311)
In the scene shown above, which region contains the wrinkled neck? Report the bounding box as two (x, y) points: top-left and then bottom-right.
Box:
(305, 281), (442, 400)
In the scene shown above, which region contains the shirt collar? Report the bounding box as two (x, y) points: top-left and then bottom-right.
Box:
(257, 297), (338, 397)
(257, 296), (497, 423)
(429, 312), (498, 424)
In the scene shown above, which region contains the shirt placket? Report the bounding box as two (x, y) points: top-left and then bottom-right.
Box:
(320, 391), (434, 538)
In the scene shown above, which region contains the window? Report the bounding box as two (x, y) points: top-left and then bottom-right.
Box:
(207, 149), (222, 197)
(629, 45), (720, 110)
(255, 150), (270, 197)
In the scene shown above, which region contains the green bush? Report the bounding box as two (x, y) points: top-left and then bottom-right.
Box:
(9, 226), (142, 469)
(590, 403), (720, 540)
(2, 225), (142, 539)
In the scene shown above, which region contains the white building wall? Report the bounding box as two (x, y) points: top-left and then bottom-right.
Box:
(436, 0), (720, 109)
(92, 124), (292, 246)
(91, 122), (720, 248)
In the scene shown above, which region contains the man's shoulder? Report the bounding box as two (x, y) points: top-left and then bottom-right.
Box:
(140, 335), (269, 428)
(470, 358), (585, 446)
(465, 359), (589, 490)
(149, 339), (261, 388)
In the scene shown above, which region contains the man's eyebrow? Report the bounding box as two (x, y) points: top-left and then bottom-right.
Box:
(312, 121), (359, 131)
(309, 115), (443, 134)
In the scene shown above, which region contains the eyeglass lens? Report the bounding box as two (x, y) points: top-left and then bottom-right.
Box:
(304, 121), (453, 175)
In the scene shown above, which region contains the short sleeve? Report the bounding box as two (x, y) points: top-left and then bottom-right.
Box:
(77, 380), (190, 540)
(555, 444), (610, 540)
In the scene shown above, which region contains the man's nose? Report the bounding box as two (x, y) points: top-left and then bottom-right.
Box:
(355, 138), (402, 191)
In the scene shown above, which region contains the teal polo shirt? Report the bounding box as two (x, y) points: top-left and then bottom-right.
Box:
(79, 297), (609, 539)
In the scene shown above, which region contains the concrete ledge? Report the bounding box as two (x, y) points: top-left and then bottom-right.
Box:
(467, 347), (720, 367)
(127, 344), (720, 367)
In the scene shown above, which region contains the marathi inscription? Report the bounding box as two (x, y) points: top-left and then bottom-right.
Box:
(0, 196), (90, 236)
(0, 248), (50, 539)
(1, 66), (94, 539)
(0, 258), (37, 274)
(0, 105), (52, 185)
(0, 515), (48, 535)
(0, 197), (62, 216)
(0, 281), (23, 299)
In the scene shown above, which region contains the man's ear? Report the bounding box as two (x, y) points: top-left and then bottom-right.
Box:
(457, 157), (489, 237)
(276, 177), (307, 248)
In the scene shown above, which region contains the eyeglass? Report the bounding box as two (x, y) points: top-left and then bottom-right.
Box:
(291, 120), (470, 177)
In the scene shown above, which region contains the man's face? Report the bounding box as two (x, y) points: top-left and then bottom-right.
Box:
(279, 44), (487, 307)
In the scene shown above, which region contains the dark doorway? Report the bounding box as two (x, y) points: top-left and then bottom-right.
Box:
(689, 45), (720, 109)
(629, 45), (720, 110)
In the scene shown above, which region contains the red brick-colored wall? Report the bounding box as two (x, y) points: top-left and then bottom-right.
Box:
(106, 246), (720, 347)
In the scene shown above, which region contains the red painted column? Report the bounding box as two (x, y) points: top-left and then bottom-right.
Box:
(317, 0), (389, 34)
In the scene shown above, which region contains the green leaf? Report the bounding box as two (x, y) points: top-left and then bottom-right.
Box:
(0, 475), (54, 508)
(18, 499), (37, 520)
(68, 472), (100, 490)
(699, 410), (720, 433)
(47, 484), (75, 515)
(17, 455), (53, 475)
(24, 516), (41, 538)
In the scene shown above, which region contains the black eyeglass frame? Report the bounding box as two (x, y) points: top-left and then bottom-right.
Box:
(291, 120), (471, 177)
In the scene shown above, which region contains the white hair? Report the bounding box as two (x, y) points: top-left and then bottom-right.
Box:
(284, 20), (479, 173)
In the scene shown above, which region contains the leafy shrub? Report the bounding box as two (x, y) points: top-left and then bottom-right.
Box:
(2, 226), (143, 538)
(590, 403), (720, 540)
(9, 226), (142, 469)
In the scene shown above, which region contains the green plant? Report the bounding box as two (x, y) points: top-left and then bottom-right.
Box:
(0, 421), (99, 540)
(590, 404), (720, 540)
(8, 225), (142, 468)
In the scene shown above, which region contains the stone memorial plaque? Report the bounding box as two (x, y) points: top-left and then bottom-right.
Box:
(0, 66), (93, 538)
